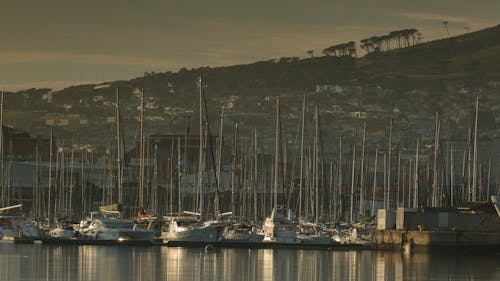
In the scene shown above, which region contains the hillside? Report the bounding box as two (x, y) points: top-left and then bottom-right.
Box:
(3, 24), (500, 153)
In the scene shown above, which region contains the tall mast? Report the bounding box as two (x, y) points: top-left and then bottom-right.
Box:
(216, 107), (224, 215)
(387, 118), (392, 209)
(396, 150), (401, 208)
(336, 136), (342, 221)
(34, 142), (40, 218)
(69, 138), (74, 212)
(138, 89), (145, 208)
(0, 91), (3, 207)
(177, 137), (182, 213)
(151, 143), (158, 213)
(350, 128), (357, 222)
(253, 128), (258, 222)
(371, 148), (378, 216)
(299, 94), (305, 219)
(197, 77), (204, 217)
(432, 112), (440, 206)
(408, 160), (413, 207)
(273, 97), (280, 210)
(450, 144), (454, 206)
(414, 138), (419, 208)
(359, 121), (366, 216)
(487, 157), (492, 201)
(471, 96), (479, 202)
(116, 89), (123, 204)
(231, 123), (238, 216)
(48, 127), (53, 224)
(314, 104), (319, 223)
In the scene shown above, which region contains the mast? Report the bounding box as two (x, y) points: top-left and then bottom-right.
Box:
(81, 145), (85, 216)
(414, 138), (419, 208)
(34, 142), (40, 219)
(138, 89), (145, 208)
(372, 148), (378, 216)
(471, 96), (479, 202)
(152, 143), (159, 214)
(450, 144), (454, 206)
(197, 77), (204, 217)
(0, 91), (3, 207)
(48, 127), (53, 224)
(177, 137), (182, 213)
(253, 128), (258, 222)
(408, 160), (413, 207)
(69, 138), (74, 212)
(396, 150), (401, 208)
(299, 94), (305, 219)
(336, 136), (342, 221)
(387, 118), (392, 209)
(314, 104), (319, 223)
(432, 112), (440, 206)
(216, 107), (224, 215)
(273, 97), (280, 211)
(359, 121), (366, 216)
(231, 123), (238, 217)
(350, 128), (357, 222)
(487, 157), (492, 201)
(115, 89), (123, 204)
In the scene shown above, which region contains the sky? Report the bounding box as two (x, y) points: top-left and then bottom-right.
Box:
(1, 0), (499, 91)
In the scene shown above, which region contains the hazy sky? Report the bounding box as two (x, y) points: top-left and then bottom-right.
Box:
(1, 0), (498, 90)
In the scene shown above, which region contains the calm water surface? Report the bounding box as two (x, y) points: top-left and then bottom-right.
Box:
(0, 242), (499, 281)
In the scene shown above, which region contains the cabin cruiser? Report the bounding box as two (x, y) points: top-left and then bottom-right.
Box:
(161, 214), (223, 242)
(262, 207), (298, 244)
(78, 210), (154, 241)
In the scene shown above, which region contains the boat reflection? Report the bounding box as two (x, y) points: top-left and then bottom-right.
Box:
(0, 243), (499, 280)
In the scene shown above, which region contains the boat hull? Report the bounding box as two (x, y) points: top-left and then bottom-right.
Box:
(162, 226), (221, 242)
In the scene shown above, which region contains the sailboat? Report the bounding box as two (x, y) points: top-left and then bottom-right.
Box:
(160, 212), (221, 243)
(160, 77), (225, 243)
(262, 97), (298, 244)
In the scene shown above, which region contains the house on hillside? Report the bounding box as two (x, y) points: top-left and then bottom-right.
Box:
(315, 84), (344, 94)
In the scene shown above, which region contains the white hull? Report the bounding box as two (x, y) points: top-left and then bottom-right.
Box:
(162, 225), (220, 242)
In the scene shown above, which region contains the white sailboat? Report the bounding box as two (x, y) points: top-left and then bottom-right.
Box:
(262, 97), (298, 244)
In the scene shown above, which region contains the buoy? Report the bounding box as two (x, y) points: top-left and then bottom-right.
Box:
(205, 244), (216, 252)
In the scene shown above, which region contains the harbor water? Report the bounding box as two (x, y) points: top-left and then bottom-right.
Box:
(0, 243), (499, 281)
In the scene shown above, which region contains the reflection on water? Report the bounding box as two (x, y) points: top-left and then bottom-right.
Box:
(0, 242), (499, 281)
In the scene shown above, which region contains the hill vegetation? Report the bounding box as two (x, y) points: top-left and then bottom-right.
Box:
(2, 24), (500, 152)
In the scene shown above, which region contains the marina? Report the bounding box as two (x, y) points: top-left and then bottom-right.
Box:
(2, 2), (500, 280)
